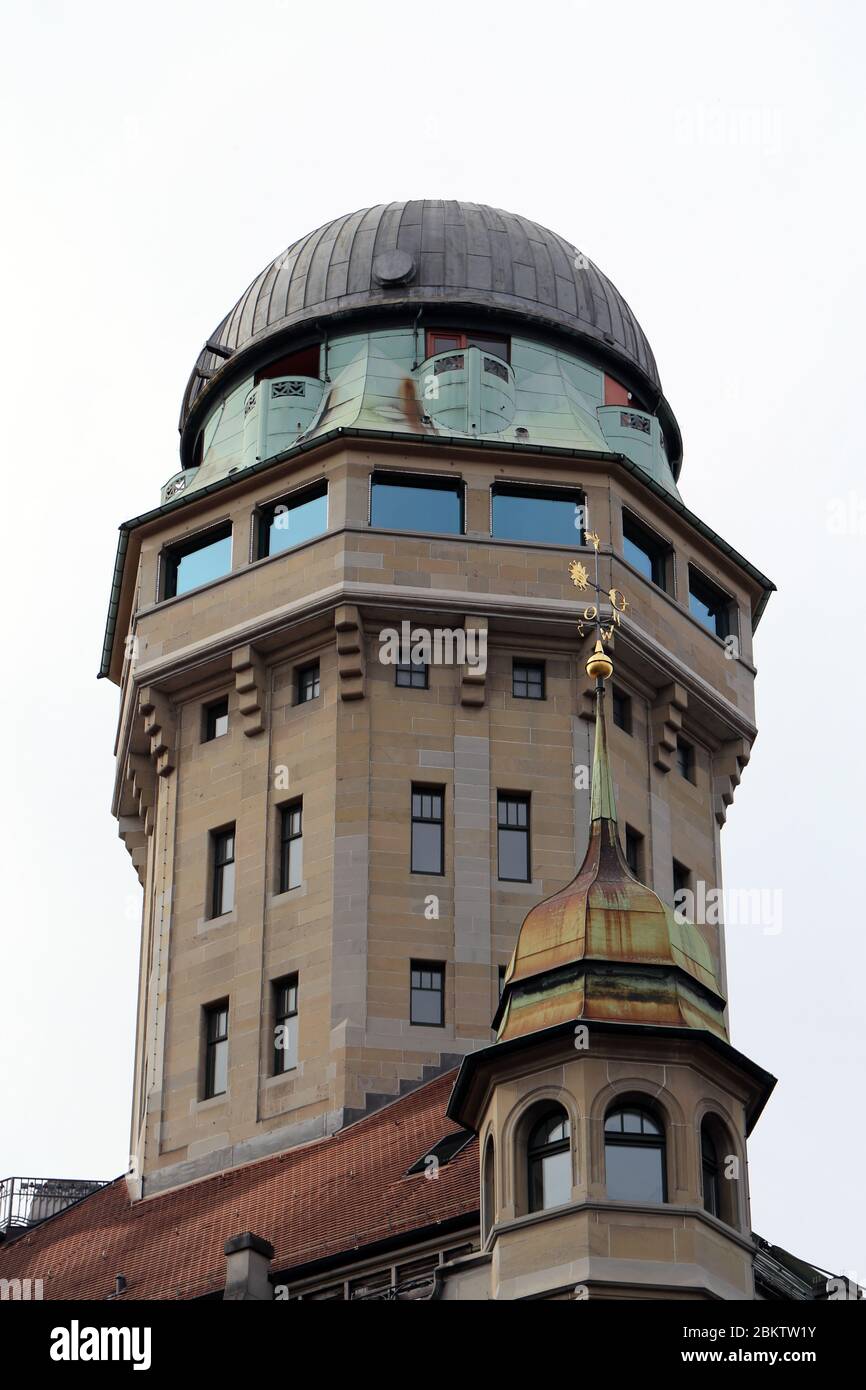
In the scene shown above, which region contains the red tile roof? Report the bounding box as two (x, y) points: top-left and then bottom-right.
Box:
(0, 1072), (478, 1301)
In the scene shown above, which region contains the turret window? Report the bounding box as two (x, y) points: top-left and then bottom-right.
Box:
(527, 1107), (572, 1213)
(162, 523), (232, 600)
(370, 472), (464, 536)
(688, 567), (734, 640)
(425, 329), (510, 363)
(700, 1117), (739, 1227)
(257, 481), (328, 559)
(604, 1105), (666, 1203)
(621, 510), (671, 591)
(492, 483), (585, 547)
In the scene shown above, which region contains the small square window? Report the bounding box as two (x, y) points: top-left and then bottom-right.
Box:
(410, 961), (445, 1026)
(512, 661), (545, 700)
(624, 826), (643, 878)
(622, 511), (670, 591)
(676, 738), (694, 781)
(396, 660), (428, 689)
(297, 661), (320, 703)
(203, 697), (229, 742)
(611, 687), (632, 734)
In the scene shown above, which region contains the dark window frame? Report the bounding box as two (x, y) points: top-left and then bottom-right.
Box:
(491, 482), (586, 547)
(272, 973), (299, 1076)
(497, 792), (531, 883)
(604, 1104), (668, 1203)
(624, 825), (643, 878)
(254, 343), (321, 385)
(396, 659), (429, 689)
(425, 328), (511, 364)
(701, 1126), (721, 1218)
(611, 686), (632, 734)
(161, 522), (233, 601)
(688, 566), (734, 641)
(410, 784), (445, 876)
(210, 826), (236, 918)
(203, 1001), (229, 1099)
(410, 960), (445, 1027)
(203, 696), (229, 742)
(297, 660), (321, 704)
(527, 1106), (572, 1214)
(621, 509), (671, 591)
(369, 470), (465, 537)
(673, 859), (691, 899)
(512, 660), (546, 701)
(279, 800), (303, 894)
(255, 480), (328, 561)
(676, 737), (695, 782)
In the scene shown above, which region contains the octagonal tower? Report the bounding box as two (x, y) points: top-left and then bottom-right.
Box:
(101, 201), (773, 1198)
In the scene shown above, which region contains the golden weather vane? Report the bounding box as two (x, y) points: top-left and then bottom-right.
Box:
(568, 527), (629, 646)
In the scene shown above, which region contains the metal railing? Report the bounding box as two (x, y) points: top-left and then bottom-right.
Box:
(0, 1176), (108, 1235)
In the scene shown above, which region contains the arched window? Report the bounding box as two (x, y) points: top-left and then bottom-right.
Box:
(604, 1105), (666, 1203)
(527, 1106), (571, 1212)
(701, 1125), (720, 1217)
(482, 1137), (496, 1240)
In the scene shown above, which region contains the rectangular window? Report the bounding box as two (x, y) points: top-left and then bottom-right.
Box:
(676, 738), (694, 781)
(396, 660), (428, 689)
(491, 484), (584, 546)
(279, 801), (303, 893)
(673, 859), (691, 897)
(273, 974), (299, 1075)
(688, 567), (733, 639)
(257, 482), (328, 559)
(297, 661), (320, 704)
(203, 697), (229, 742)
(611, 687), (632, 734)
(622, 511), (669, 590)
(624, 826), (643, 877)
(255, 343), (321, 383)
(497, 794), (531, 882)
(162, 523), (232, 600)
(210, 827), (235, 917)
(512, 660), (545, 700)
(411, 785), (444, 875)
(426, 329), (510, 363)
(204, 1002), (229, 1099)
(410, 961), (445, 1026)
(370, 473), (464, 536)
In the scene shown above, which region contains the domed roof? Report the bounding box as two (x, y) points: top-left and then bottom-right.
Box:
(181, 200), (672, 453)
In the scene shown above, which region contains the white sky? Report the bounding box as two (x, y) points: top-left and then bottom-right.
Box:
(1, 0), (863, 1279)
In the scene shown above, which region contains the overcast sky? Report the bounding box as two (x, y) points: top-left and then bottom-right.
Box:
(1, 0), (863, 1279)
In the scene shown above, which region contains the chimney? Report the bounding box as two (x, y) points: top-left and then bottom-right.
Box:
(223, 1232), (274, 1301)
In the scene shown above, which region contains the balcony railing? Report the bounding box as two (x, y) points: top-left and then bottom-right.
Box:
(0, 1176), (108, 1236)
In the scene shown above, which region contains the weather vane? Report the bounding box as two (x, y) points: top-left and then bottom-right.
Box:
(568, 527), (629, 648)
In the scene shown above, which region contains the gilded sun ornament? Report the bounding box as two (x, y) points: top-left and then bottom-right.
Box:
(569, 560), (590, 590)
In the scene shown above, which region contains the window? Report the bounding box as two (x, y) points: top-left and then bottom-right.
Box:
(411, 786), (444, 875)
(426, 329), (510, 363)
(410, 962), (444, 1026)
(604, 1105), (666, 1203)
(512, 660), (545, 700)
(273, 974), (299, 1075)
(701, 1125), (720, 1218)
(203, 697), (229, 742)
(672, 859), (691, 898)
(255, 343), (321, 383)
(676, 738), (694, 781)
(204, 1002), (229, 1099)
(497, 794), (530, 882)
(688, 567), (733, 639)
(498, 964), (507, 997)
(621, 511), (669, 590)
(162, 523), (232, 600)
(527, 1107), (572, 1213)
(297, 661), (320, 703)
(210, 828), (235, 917)
(406, 1131), (474, 1175)
(483, 1138), (495, 1241)
(396, 660), (428, 689)
(491, 484), (584, 546)
(624, 826), (643, 878)
(279, 801), (303, 893)
(257, 482), (328, 559)
(370, 473), (463, 535)
(611, 686), (632, 733)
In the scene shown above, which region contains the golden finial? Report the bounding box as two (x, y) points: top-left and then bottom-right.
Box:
(569, 560), (590, 590)
(586, 639), (613, 681)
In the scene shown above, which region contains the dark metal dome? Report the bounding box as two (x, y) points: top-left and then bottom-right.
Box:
(181, 200), (670, 453)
